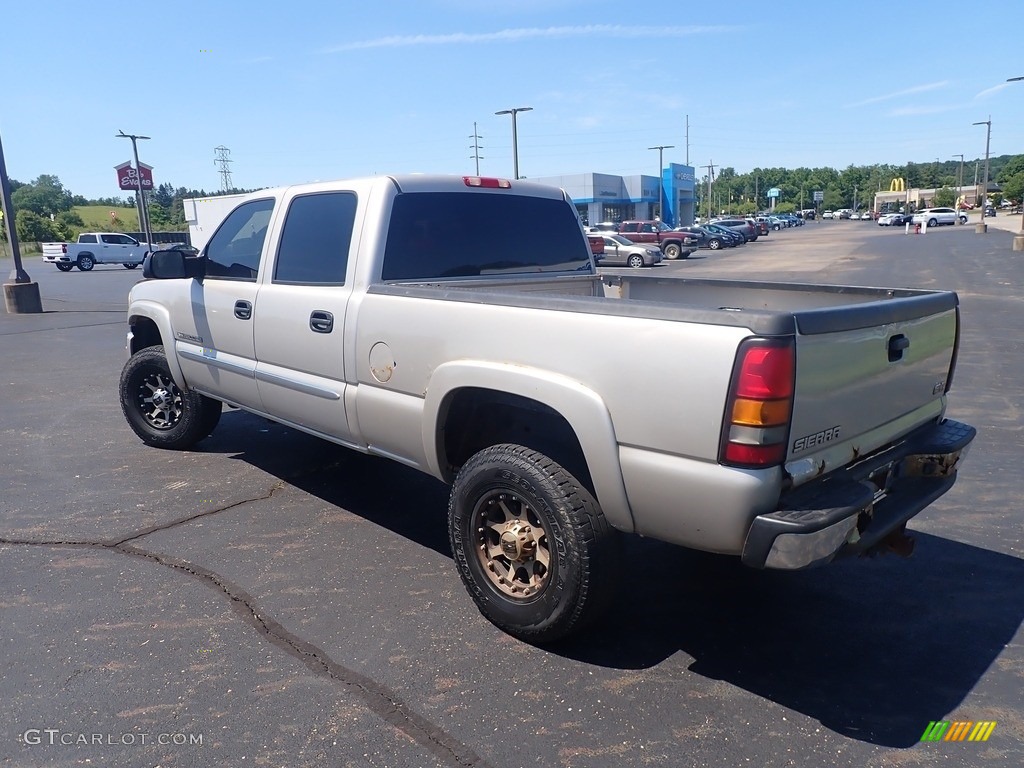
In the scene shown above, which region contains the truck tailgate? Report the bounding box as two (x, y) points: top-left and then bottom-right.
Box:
(787, 294), (958, 477)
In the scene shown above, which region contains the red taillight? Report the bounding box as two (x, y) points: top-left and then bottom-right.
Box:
(463, 176), (511, 189)
(720, 338), (795, 468)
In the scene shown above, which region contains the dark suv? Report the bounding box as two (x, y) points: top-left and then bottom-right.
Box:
(711, 218), (759, 242)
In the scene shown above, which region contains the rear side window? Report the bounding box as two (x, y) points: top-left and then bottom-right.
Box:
(274, 192), (356, 284)
(382, 192), (590, 280)
(80, 234), (97, 243)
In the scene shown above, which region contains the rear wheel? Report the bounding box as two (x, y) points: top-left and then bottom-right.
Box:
(627, 254), (645, 269)
(928, 218), (938, 228)
(449, 444), (620, 644)
(56, 263), (74, 272)
(76, 254), (95, 271)
(119, 345), (222, 449)
(123, 263), (139, 269)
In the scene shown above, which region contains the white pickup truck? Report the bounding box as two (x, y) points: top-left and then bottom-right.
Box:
(43, 232), (153, 271)
(119, 174), (975, 643)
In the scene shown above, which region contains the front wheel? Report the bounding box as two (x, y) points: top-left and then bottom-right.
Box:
(627, 254), (645, 269)
(709, 239), (722, 250)
(123, 262), (139, 269)
(119, 345), (222, 449)
(56, 263), (74, 272)
(959, 216), (968, 224)
(449, 444), (620, 644)
(662, 242), (681, 259)
(76, 254), (95, 271)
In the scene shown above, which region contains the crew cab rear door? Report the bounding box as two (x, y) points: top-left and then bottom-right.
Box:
(252, 188), (360, 444)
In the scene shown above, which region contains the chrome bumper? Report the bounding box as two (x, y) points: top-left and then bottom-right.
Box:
(742, 419), (976, 570)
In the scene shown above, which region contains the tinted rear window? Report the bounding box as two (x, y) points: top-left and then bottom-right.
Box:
(382, 192), (590, 280)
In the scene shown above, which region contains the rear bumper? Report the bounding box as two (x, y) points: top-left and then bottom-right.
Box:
(741, 418), (975, 569)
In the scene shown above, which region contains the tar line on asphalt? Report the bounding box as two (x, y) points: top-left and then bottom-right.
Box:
(0, 480), (495, 768)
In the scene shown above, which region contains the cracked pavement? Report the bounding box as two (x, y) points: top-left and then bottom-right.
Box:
(3, 228), (1024, 768)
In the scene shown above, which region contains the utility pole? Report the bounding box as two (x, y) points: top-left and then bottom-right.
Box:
(117, 130), (153, 248)
(952, 153), (964, 223)
(648, 144), (674, 220)
(685, 114), (690, 165)
(972, 116), (991, 233)
(214, 146), (233, 192)
(702, 161), (715, 222)
(469, 122), (484, 176)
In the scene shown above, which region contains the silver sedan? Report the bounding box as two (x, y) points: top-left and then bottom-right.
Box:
(595, 234), (663, 268)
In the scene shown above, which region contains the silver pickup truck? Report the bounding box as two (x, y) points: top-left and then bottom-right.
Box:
(119, 174), (975, 643)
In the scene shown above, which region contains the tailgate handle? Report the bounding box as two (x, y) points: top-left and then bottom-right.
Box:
(888, 334), (910, 362)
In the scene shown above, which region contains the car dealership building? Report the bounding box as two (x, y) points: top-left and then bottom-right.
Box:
(531, 162), (697, 227)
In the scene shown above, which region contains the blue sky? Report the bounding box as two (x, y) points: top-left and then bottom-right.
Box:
(3, 0), (1022, 199)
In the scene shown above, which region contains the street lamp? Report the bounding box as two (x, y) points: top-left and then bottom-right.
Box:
(1, 127), (43, 312)
(1007, 77), (1024, 249)
(952, 154), (964, 223)
(494, 107), (532, 180)
(117, 130), (154, 248)
(972, 117), (991, 234)
(648, 144), (674, 220)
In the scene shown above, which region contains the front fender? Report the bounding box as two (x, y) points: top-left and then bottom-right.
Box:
(127, 299), (186, 390)
(422, 360), (634, 533)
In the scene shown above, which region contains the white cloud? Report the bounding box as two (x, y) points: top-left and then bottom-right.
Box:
(975, 82), (1010, 99)
(320, 25), (735, 53)
(845, 81), (951, 109)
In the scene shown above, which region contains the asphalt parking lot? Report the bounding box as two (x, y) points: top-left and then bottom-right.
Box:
(2, 221), (1023, 768)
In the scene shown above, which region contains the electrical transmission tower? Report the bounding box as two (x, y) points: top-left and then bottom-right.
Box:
(469, 123), (484, 176)
(214, 146), (233, 191)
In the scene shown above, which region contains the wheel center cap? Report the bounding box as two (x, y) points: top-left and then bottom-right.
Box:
(152, 389), (170, 408)
(499, 524), (536, 562)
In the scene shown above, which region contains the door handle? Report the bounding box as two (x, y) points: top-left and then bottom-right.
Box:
(234, 300), (252, 320)
(310, 310), (333, 334)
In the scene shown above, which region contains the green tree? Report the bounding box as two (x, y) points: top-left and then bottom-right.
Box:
(996, 155), (1024, 202)
(10, 175), (74, 217)
(932, 187), (956, 207)
(16, 210), (64, 242)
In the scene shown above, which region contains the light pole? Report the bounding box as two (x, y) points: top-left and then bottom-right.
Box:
(972, 117), (991, 234)
(952, 153), (964, 223)
(1, 127), (43, 312)
(494, 107), (532, 180)
(1007, 77), (1024, 249)
(116, 130), (153, 247)
(648, 144), (674, 220)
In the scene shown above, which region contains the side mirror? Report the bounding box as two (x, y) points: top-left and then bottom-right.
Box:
(143, 250), (205, 279)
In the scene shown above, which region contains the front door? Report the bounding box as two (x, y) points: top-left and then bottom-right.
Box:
(174, 197), (275, 412)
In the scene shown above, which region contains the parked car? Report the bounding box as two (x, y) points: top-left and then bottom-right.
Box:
(822, 210), (834, 219)
(984, 205), (996, 217)
(712, 218), (759, 242)
(616, 220), (695, 259)
(674, 225), (732, 250)
(911, 207), (968, 227)
(158, 243), (201, 256)
(878, 213), (908, 227)
(593, 234), (662, 268)
(703, 223), (745, 246)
